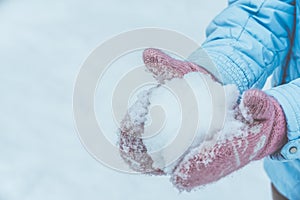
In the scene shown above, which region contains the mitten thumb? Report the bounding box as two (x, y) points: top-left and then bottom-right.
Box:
(143, 48), (217, 82)
(241, 89), (274, 121)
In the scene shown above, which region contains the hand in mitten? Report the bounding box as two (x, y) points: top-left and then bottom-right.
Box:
(171, 89), (287, 191)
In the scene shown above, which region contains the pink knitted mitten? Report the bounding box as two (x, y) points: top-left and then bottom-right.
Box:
(171, 89), (287, 191)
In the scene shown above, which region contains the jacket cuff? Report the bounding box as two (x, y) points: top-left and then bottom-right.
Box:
(188, 48), (250, 93)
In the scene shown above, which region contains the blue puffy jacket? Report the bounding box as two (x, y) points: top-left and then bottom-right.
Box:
(189, 0), (300, 199)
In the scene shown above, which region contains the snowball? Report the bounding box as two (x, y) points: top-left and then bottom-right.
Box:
(123, 72), (245, 174)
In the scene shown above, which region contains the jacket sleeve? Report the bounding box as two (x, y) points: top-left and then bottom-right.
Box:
(266, 79), (300, 160)
(188, 0), (295, 93)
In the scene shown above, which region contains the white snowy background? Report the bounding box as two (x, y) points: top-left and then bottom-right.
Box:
(0, 0), (272, 199)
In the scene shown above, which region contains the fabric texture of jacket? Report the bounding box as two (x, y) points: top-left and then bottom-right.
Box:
(188, 0), (300, 199)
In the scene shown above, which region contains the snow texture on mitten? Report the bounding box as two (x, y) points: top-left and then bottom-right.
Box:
(119, 89), (166, 175)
